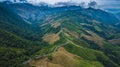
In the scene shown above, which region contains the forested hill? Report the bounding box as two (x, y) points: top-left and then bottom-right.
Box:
(0, 3), (48, 67)
(0, 2), (120, 67)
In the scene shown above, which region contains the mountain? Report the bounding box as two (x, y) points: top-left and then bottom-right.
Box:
(54, 1), (79, 7)
(0, 3), (45, 40)
(0, 2), (83, 24)
(27, 8), (120, 67)
(0, 2), (120, 67)
(0, 3), (48, 67)
(2, 2), (119, 26)
(80, 8), (120, 25)
(116, 12), (120, 18)
(115, 12), (120, 27)
(106, 9), (120, 14)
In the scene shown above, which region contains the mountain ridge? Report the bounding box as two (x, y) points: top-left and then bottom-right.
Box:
(38, 9), (120, 67)
(0, 2), (120, 67)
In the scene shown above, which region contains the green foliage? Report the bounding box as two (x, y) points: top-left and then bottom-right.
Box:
(96, 54), (118, 67)
(47, 54), (53, 61)
(64, 44), (119, 67)
(77, 60), (104, 67)
(0, 4), (43, 41)
(0, 5), (48, 67)
(64, 44), (99, 60)
(62, 21), (82, 34)
(0, 47), (28, 67)
(31, 45), (56, 58)
(94, 26), (102, 32)
(101, 41), (120, 65)
(0, 3), (120, 67)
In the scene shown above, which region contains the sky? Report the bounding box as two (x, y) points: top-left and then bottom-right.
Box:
(0, 0), (120, 13)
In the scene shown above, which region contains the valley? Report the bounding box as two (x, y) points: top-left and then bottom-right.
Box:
(0, 1), (120, 67)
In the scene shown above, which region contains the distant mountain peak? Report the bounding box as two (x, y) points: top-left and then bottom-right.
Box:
(0, 1), (84, 8)
(54, 1), (79, 7)
(0, 0), (27, 4)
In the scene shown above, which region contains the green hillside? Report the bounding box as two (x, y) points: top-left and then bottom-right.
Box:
(36, 10), (120, 67)
(0, 4), (48, 67)
(0, 2), (120, 67)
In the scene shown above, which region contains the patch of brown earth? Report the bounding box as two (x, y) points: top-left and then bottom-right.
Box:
(52, 22), (61, 28)
(51, 47), (81, 67)
(43, 31), (61, 44)
(29, 47), (81, 67)
(81, 30), (104, 47)
(29, 57), (63, 67)
(63, 28), (79, 39)
(109, 38), (120, 45)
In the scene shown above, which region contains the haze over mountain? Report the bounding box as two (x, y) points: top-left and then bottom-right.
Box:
(0, 0), (120, 67)
(1, 0), (120, 13)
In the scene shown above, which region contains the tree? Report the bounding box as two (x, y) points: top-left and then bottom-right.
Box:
(48, 55), (53, 61)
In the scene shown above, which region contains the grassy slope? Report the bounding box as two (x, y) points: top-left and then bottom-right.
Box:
(38, 10), (120, 67)
(0, 4), (120, 67)
(0, 47), (27, 67)
(64, 43), (118, 67)
(29, 47), (104, 67)
(0, 4), (49, 67)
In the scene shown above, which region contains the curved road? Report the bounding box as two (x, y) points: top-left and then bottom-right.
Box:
(23, 41), (70, 64)
(23, 26), (69, 64)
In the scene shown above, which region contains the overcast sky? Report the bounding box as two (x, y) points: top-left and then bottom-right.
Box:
(1, 0), (120, 13)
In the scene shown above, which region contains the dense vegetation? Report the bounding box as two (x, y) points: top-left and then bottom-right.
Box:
(64, 44), (119, 67)
(0, 4), (49, 67)
(0, 2), (120, 67)
(41, 9), (120, 67)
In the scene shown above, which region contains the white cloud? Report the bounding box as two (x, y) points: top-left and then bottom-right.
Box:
(26, 0), (102, 5)
(22, 0), (71, 4)
(1, 0), (120, 13)
(0, 0), (101, 5)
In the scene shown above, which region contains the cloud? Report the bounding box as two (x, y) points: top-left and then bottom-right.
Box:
(0, 0), (96, 4)
(88, 1), (97, 8)
(0, 0), (120, 13)
(17, 0), (71, 4)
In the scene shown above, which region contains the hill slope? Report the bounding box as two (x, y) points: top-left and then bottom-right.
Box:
(28, 10), (120, 67)
(0, 3), (48, 67)
(0, 2), (120, 67)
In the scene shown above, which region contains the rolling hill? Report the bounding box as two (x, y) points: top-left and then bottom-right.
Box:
(1, 1), (82, 25)
(0, 2), (120, 67)
(0, 3), (48, 67)
(32, 10), (120, 67)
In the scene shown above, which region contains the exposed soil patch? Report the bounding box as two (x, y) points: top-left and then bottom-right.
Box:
(52, 22), (61, 28)
(43, 31), (61, 44)
(63, 28), (79, 39)
(29, 47), (81, 67)
(109, 38), (120, 45)
(81, 30), (104, 47)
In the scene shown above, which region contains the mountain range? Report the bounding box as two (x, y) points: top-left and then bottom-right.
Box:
(0, 1), (120, 67)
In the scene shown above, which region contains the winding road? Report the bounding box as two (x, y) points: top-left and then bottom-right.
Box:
(23, 26), (69, 65)
(22, 41), (70, 65)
